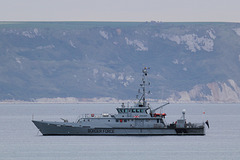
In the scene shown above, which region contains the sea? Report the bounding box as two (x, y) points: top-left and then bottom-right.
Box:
(0, 103), (239, 160)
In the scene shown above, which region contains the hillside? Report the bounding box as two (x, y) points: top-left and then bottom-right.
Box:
(1, 21), (240, 103)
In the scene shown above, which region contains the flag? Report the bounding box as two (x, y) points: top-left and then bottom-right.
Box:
(205, 120), (209, 128)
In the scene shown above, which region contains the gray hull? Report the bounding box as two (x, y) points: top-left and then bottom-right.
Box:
(32, 120), (205, 136)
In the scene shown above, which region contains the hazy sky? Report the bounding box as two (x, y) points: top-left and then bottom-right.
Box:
(1, 0), (240, 22)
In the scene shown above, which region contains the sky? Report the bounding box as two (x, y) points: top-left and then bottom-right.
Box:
(0, 0), (240, 22)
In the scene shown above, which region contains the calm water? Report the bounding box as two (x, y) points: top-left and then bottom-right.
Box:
(0, 103), (240, 160)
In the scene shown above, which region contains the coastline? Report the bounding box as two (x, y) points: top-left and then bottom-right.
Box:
(0, 97), (238, 104)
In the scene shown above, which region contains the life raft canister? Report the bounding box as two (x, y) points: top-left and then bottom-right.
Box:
(91, 114), (94, 117)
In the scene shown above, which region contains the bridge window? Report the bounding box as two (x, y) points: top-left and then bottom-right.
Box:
(124, 109), (128, 113)
(140, 109), (144, 113)
(132, 109), (136, 113)
(136, 109), (140, 113)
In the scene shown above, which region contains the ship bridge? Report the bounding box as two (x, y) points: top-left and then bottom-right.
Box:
(115, 102), (151, 118)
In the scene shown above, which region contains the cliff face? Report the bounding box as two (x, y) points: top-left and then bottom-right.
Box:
(1, 22), (240, 103)
(169, 79), (240, 103)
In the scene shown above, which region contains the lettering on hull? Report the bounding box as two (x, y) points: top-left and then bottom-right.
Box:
(88, 129), (114, 133)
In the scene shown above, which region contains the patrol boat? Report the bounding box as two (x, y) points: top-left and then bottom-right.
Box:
(32, 67), (206, 136)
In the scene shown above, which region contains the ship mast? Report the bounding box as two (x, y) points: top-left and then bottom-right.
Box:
(137, 67), (150, 107)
